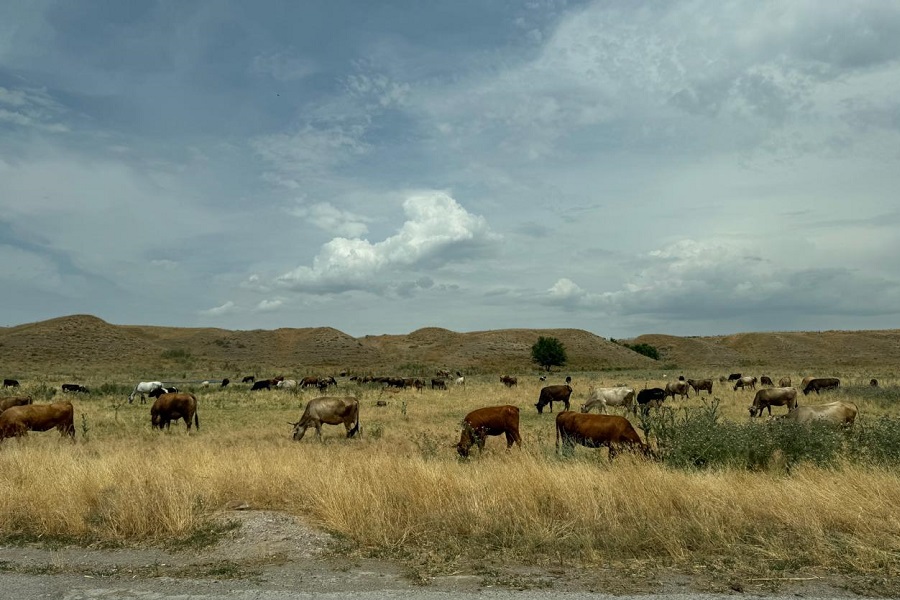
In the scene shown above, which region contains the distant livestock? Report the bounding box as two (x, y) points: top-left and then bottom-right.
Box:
(129, 381), (165, 404)
(456, 405), (521, 458)
(221, 378), (230, 388)
(151, 392), (199, 431)
(431, 378), (447, 390)
(149, 386), (178, 399)
(802, 377), (841, 396)
(870, 378), (879, 388)
(251, 379), (275, 391)
(664, 380), (690, 400)
(0, 396), (33, 414)
(783, 401), (858, 426)
(291, 397), (360, 442)
(241, 376), (255, 384)
(0, 401), (74, 441)
(500, 375), (518, 388)
(779, 377), (791, 388)
(580, 387), (635, 414)
(555, 412), (651, 460)
(733, 376), (758, 391)
(687, 378), (713, 396)
(748, 387), (798, 417)
(760, 376), (774, 386)
(3, 379), (19, 388)
(61, 383), (89, 394)
(535, 384), (573, 414)
(727, 373), (742, 381)
(637, 388), (666, 413)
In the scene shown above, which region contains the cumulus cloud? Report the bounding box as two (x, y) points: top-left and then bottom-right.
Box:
(275, 191), (498, 294)
(254, 298), (284, 312)
(289, 201), (371, 237)
(200, 301), (238, 317)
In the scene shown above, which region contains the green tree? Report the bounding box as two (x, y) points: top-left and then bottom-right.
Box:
(531, 336), (568, 371)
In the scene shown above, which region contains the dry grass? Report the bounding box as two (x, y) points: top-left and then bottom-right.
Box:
(1, 371), (899, 583)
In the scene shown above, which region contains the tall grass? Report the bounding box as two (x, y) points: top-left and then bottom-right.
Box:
(0, 371), (899, 576)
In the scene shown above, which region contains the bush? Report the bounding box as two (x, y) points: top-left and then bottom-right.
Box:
(625, 343), (660, 360)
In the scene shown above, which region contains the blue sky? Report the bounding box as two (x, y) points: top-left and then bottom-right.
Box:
(2, 1), (900, 337)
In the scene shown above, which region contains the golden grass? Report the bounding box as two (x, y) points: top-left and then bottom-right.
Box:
(0, 371), (898, 578)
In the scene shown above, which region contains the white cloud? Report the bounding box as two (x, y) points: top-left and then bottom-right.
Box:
(276, 191), (498, 294)
(254, 298), (284, 312)
(200, 301), (238, 317)
(289, 201), (371, 237)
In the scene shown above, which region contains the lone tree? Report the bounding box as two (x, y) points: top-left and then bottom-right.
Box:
(531, 336), (568, 372)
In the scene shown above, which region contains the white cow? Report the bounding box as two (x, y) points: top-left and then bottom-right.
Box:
(580, 387), (635, 414)
(784, 401), (858, 426)
(277, 379), (298, 389)
(129, 381), (165, 405)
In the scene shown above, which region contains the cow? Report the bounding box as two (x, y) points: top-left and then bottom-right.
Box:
(455, 375), (466, 386)
(580, 387), (635, 414)
(300, 376), (321, 388)
(535, 384), (573, 414)
(151, 392), (199, 431)
(456, 405), (521, 458)
(436, 369), (451, 378)
(401, 377), (424, 391)
(61, 383), (89, 394)
(201, 381), (211, 388)
(129, 381), (165, 404)
(241, 375), (255, 384)
(500, 375), (518, 388)
(733, 376), (758, 391)
(664, 380), (690, 400)
(800, 376), (815, 390)
(291, 396), (360, 442)
(803, 377), (840, 396)
(748, 387), (798, 417)
(276, 379), (298, 389)
(779, 377), (791, 388)
(251, 379), (274, 391)
(0, 396), (33, 413)
(431, 378), (447, 390)
(555, 411), (650, 460)
(687, 378), (713, 396)
(870, 378), (879, 388)
(3, 379), (20, 388)
(636, 388), (666, 413)
(148, 386), (178, 399)
(727, 373), (742, 381)
(0, 401), (74, 440)
(783, 401), (858, 426)
(760, 376), (774, 386)
(221, 378), (230, 388)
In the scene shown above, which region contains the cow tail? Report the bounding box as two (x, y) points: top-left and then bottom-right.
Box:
(195, 410), (200, 430)
(555, 419), (561, 453)
(349, 404), (360, 438)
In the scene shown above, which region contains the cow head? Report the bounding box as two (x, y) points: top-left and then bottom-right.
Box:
(748, 406), (759, 418)
(456, 422), (478, 458)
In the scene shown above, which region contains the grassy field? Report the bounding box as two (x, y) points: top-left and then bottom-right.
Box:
(1, 370), (899, 588)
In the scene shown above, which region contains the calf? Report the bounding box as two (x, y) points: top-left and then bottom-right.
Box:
(555, 411), (650, 460)
(500, 375), (518, 388)
(760, 376), (774, 386)
(0, 401), (74, 440)
(241, 375), (256, 384)
(456, 405), (521, 458)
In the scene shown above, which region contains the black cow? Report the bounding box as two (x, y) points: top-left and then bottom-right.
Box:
(61, 383), (89, 394)
(149, 386), (178, 398)
(3, 379), (19, 388)
(727, 373), (742, 381)
(221, 378), (230, 388)
(251, 379), (273, 391)
(803, 377), (841, 395)
(636, 387), (666, 414)
(241, 375), (256, 384)
(535, 384), (573, 414)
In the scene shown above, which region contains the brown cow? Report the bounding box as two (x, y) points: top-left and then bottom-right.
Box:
(749, 387), (798, 417)
(778, 377), (791, 388)
(687, 378), (713, 396)
(500, 375), (518, 388)
(783, 401), (858, 426)
(0, 401), (74, 440)
(664, 380), (690, 399)
(760, 376), (774, 386)
(151, 393), (199, 431)
(555, 411), (650, 460)
(431, 378), (447, 390)
(0, 396), (33, 413)
(535, 384), (573, 414)
(456, 405), (521, 458)
(733, 376), (757, 391)
(292, 396), (360, 441)
(803, 377), (840, 395)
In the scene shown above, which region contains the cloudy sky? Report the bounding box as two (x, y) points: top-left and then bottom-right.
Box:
(2, 1), (900, 338)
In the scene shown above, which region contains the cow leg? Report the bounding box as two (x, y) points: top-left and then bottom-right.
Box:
(607, 443), (618, 462)
(563, 399), (570, 411)
(315, 422), (323, 441)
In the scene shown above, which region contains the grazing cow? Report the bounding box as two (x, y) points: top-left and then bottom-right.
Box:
(61, 383), (89, 394)
(555, 412), (650, 460)
(535, 384), (573, 414)
(456, 405), (521, 458)
(664, 380), (690, 400)
(637, 388), (666, 413)
(3, 379), (20, 388)
(221, 378), (230, 388)
(300, 376), (320, 388)
(201, 381), (211, 388)
(291, 396), (360, 441)
(539, 375), (547, 382)
(129, 381), (165, 404)
(748, 387), (798, 417)
(455, 376), (465, 386)
(580, 387), (635, 414)
(401, 377), (424, 391)
(870, 378), (879, 388)
(431, 378), (447, 390)
(727, 373), (742, 381)
(0, 396), (33, 413)
(783, 401), (858, 426)
(500, 375), (518, 388)
(733, 376), (757, 391)
(687, 378), (713, 396)
(803, 377), (841, 395)
(151, 393), (199, 431)
(800, 376), (815, 390)
(436, 369), (451, 378)
(251, 379), (274, 391)
(760, 376), (774, 386)
(276, 379), (298, 389)
(241, 375), (255, 384)
(0, 401), (74, 440)
(779, 377), (791, 388)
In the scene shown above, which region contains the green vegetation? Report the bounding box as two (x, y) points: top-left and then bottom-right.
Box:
(530, 336), (567, 371)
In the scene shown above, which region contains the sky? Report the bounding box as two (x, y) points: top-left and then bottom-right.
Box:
(2, 1), (900, 338)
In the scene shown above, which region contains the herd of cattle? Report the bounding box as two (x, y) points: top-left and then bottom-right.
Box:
(0, 370), (864, 460)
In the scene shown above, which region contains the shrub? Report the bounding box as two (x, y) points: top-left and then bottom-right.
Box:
(531, 337), (567, 372)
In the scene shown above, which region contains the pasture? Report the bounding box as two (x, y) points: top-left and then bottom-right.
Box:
(1, 370), (900, 588)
